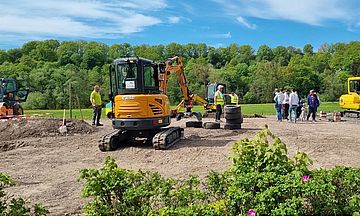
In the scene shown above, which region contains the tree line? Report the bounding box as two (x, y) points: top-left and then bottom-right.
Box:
(0, 40), (359, 109)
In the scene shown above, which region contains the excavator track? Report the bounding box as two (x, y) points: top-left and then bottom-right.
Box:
(99, 130), (130, 151)
(152, 127), (184, 150)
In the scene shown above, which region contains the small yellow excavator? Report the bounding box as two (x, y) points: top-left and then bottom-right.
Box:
(171, 82), (226, 119)
(339, 76), (360, 117)
(100, 56), (199, 151)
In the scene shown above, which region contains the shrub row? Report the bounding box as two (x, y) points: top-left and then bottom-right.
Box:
(80, 127), (360, 216)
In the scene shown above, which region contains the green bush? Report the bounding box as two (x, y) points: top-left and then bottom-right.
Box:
(22, 92), (48, 109)
(207, 128), (360, 215)
(80, 128), (360, 216)
(242, 91), (259, 104)
(0, 173), (48, 216)
(79, 157), (224, 216)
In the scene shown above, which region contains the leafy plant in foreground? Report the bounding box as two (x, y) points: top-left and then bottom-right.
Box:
(0, 173), (48, 216)
(80, 128), (360, 215)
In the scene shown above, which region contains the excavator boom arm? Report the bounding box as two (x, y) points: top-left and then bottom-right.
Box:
(160, 56), (192, 106)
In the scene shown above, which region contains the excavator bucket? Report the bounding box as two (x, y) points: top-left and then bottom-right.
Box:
(175, 111), (202, 121)
(191, 112), (202, 121)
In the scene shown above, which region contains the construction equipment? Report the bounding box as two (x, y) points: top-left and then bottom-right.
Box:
(172, 82), (227, 119)
(99, 57), (188, 151)
(160, 56), (202, 121)
(0, 78), (29, 118)
(339, 77), (360, 117)
(105, 101), (114, 119)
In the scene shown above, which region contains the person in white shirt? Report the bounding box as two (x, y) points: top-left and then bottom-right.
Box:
(274, 88), (285, 121)
(282, 89), (290, 120)
(288, 88), (299, 123)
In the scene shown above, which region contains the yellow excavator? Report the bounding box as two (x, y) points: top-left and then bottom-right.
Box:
(100, 56), (198, 151)
(339, 76), (360, 117)
(171, 82), (226, 119)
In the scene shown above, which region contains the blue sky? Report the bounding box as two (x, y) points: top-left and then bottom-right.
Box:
(0, 0), (359, 50)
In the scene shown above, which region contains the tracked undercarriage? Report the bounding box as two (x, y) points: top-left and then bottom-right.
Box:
(99, 127), (183, 151)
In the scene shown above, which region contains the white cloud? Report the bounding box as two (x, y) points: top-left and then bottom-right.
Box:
(236, 16), (256, 29)
(213, 0), (360, 27)
(0, 15), (96, 37)
(168, 16), (181, 24)
(213, 32), (232, 39)
(116, 14), (161, 34)
(0, 0), (167, 42)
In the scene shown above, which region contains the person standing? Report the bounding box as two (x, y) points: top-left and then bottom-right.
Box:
(288, 88), (299, 123)
(214, 85), (225, 122)
(229, 92), (239, 105)
(307, 90), (320, 122)
(282, 89), (290, 120)
(297, 98), (304, 119)
(90, 85), (103, 126)
(274, 89), (285, 121)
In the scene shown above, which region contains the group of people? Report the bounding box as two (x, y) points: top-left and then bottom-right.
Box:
(274, 88), (320, 123)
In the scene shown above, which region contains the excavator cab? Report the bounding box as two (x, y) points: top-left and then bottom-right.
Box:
(349, 78), (360, 94)
(110, 57), (160, 96)
(340, 77), (360, 116)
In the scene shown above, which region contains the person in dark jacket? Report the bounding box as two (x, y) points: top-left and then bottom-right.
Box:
(297, 98), (304, 119)
(307, 90), (320, 122)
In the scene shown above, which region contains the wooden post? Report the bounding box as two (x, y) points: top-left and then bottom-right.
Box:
(69, 83), (72, 119)
(76, 94), (84, 120)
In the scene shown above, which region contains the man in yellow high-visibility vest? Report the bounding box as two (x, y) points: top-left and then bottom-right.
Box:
(90, 85), (103, 126)
(229, 92), (239, 105)
(214, 85), (225, 122)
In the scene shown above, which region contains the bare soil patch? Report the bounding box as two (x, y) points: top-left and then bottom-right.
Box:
(0, 118), (96, 152)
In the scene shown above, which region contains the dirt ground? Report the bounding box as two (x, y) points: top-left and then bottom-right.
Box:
(1, 116), (360, 215)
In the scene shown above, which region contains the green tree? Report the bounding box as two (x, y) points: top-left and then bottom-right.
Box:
(81, 42), (108, 69)
(6, 48), (22, 63)
(303, 43), (314, 55)
(30, 40), (60, 62)
(321, 70), (349, 101)
(256, 45), (274, 62)
(287, 55), (321, 98)
(272, 46), (290, 66)
(0, 49), (9, 64)
(248, 61), (287, 103)
(108, 43), (133, 59)
(185, 57), (214, 97)
(57, 41), (85, 66)
(165, 43), (185, 58)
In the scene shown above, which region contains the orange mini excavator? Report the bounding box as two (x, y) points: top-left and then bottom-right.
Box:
(0, 78), (29, 118)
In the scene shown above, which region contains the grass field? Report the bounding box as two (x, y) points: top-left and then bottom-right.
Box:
(24, 102), (340, 120)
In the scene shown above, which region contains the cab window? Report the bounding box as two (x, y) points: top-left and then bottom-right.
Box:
(350, 80), (360, 93)
(144, 65), (159, 93)
(117, 63), (137, 90)
(144, 65), (155, 87)
(4, 80), (17, 93)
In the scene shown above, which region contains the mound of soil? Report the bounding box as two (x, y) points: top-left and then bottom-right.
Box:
(0, 118), (96, 141)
